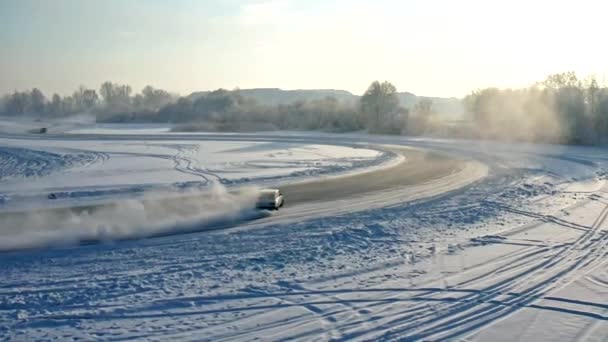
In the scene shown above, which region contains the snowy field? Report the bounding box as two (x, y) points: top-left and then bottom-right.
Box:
(1, 125), (608, 341)
(0, 135), (388, 211)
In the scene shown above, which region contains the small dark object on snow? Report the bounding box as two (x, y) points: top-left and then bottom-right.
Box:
(28, 127), (48, 134)
(48, 193), (57, 199)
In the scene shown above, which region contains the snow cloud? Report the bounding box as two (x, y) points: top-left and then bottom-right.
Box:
(0, 184), (266, 251)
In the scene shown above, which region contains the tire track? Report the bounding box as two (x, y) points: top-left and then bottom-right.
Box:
(392, 201), (608, 340)
(324, 198), (608, 340)
(0, 146), (106, 180)
(169, 144), (223, 185)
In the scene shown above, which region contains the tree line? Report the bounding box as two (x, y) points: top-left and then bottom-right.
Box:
(0, 83), (175, 120)
(7, 73), (604, 145)
(0, 81), (438, 135)
(464, 72), (608, 144)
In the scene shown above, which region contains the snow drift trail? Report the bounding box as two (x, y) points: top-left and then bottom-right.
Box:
(0, 185), (265, 251)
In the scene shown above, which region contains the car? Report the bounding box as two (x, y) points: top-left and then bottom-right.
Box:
(256, 189), (284, 210)
(29, 127), (47, 134)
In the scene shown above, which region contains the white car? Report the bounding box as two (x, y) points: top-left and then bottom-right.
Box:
(256, 189), (284, 210)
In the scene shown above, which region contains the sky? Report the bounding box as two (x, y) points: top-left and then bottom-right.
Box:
(1, 0), (607, 98)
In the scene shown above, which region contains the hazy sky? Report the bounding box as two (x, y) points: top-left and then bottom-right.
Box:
(1, 0), (607, 97)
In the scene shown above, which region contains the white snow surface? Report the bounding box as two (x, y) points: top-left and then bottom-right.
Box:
(67, 123), (173, 135)
(0, 136), (388, 211)
(1, 128), (608, 341)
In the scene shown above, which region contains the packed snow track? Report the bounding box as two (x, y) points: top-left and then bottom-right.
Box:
(1, 130), (607, 341)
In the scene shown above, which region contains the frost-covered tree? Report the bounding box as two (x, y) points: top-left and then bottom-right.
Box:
(29, 88), (46, 114)
(5, 91), (30, 115)
(360, 81), (400, 133)
(72, 86), (98, 113)
(141, 85), (173, 111)
(100, 82), (132, 113)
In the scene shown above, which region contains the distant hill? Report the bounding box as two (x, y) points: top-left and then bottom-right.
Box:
(188, 88), (464, 120)
(240, 88), (357, 106)
(189, 88), (357, 106)
(395, 93), (463, 120)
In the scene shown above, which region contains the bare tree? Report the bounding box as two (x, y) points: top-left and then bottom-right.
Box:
(141, 85), (173, 111)
(73, 86), (98, 112)
(30, 88), (46, 114)
(100, 82), (132, 113)
(360, 81), (399, 132)
(5, 91), (30, 115)
(48, 94), (63, 115)
(409, 98), (435, 135)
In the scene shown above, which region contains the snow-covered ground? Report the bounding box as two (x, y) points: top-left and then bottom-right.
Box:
(0, 136), (390, 211)
(0, 115), (96, 135)
(1, 127), (607, 341)
(67, 123), (174, 135)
